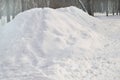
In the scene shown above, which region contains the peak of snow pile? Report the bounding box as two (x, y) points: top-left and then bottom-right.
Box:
(0, 6), (119, 80)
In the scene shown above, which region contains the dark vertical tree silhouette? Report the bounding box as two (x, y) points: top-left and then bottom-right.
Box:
(112, 0), (115, 15)
(118, 0), (120, 15)
(106, 0), (109, 16)
(0, 0), (2, 19)
(6, 0), (10, 22)
(86, 0), (94, 16)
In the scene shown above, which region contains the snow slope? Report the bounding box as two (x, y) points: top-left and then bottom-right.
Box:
(0, 6), (120, 80)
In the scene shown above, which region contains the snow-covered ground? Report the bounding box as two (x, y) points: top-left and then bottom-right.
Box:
(96, 15), (120, 39)
(0, 7), (120, 80)
(96, 15), (120, 26)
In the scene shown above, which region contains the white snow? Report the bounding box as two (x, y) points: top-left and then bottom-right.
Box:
(0, 6), (120, 80)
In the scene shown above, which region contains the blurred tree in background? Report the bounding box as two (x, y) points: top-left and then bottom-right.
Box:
(0, 0), (120, 22)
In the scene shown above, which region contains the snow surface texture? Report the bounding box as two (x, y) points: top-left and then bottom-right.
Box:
(0, 6), (120, 80)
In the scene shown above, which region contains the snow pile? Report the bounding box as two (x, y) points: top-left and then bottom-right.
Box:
(0, 6), (119, 80)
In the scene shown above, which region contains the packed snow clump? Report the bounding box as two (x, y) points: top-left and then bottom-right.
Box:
(0, 6), (119, 80)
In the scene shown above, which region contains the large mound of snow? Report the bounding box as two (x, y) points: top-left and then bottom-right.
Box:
(0, 6), (119, 80)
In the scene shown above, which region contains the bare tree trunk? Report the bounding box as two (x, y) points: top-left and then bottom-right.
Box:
(118, 0), (120, 15)
(0, 0), (1, 19)
(21, 0), (25, 11)
(87, 0), (94, 16)
(78, 0), (87, 12)
(112, 1), (115, 15)
(0, 12), (1, 19)
(6, 0), (10, 22)
(91, 0), (94, 16)
(37, 0), (42, 7)
(106, 0), (108, 16)
(12, 0), (15, 18)
(21, 0), (24, 11)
